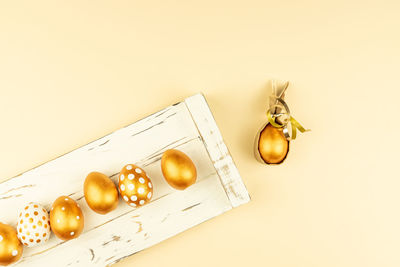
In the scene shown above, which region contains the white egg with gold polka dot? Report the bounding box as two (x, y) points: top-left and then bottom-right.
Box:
(118, 164), (153, 207)
(16, 203), (51, 247)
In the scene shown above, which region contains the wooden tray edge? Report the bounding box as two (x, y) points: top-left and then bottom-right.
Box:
(184, 93), (250, 208)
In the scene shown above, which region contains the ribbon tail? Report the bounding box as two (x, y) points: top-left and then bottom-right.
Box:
(291, 126), (297, 140)
(290, 116), (310, 140)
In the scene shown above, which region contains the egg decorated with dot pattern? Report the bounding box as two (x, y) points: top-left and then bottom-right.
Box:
(161, 149), (197, 190)
(118, 164), (153, 208)
(16, 203), (50, 247)
(50, 196), (84, 241)
(0, 223), (23, 266)
(84, 171), (119, 214)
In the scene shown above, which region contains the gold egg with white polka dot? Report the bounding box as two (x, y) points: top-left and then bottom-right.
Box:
(0, 222), (23, 266)
(16, 203), (51, 247)
(118, 164), (153, 208)
(50, 196), (84, 241)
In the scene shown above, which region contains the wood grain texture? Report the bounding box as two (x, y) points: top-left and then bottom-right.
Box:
(185, 94), (250, 207)
(0, 93), (249, 267)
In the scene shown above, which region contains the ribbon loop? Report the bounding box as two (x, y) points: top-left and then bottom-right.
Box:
(266, 97), (309, 141)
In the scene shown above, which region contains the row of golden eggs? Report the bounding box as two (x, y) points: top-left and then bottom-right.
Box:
(0, 149), (198, 265)
(0, 196), (85, 266)
(83, 149), (198, 213)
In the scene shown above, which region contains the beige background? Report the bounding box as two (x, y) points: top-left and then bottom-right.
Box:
(1, 1), (400, 266)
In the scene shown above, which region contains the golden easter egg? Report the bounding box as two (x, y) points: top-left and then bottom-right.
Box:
(17, 203), (51, 247)
(257, 123), (289, 164)
(0, 223), (23, 266)
(161, 149), (197, 190)
(118, 164), (153, 208)
(50, 196), (84, 241)
(84, 172), (119, 214)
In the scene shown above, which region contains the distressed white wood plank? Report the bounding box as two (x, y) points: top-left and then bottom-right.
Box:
(184, 94), (250, 207)
(0, 93), (249, 267)
(18, 177), (230, 267)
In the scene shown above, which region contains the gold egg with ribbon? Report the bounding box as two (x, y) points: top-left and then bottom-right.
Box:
(0, 222), (23, 266)
(50, 196), (84, 240)
(257, 123), (289, 164)
(255, 81), (310, 165)
(84, 172), (119, 214)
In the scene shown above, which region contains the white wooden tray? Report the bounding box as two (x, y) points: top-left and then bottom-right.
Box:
(0, 93), (250, 267)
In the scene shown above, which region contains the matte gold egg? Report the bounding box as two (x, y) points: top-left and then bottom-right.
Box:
(257, 123), (289, 164)
(50, 196), (84, 241)
(161, 149), (197, 190)
(84, 172), (119, 214)
(0, 223), (23, 266)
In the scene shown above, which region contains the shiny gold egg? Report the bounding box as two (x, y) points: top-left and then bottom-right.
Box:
(118, 164), (153, 207)
(257, 123), (289, 164)
(0, 223), (23, 266)
(161, 149), (197, 190)
(50, 196), (84, 240)
(84, 172), (119, 214)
